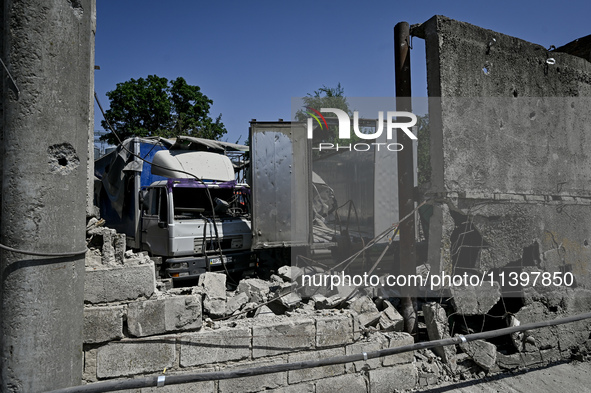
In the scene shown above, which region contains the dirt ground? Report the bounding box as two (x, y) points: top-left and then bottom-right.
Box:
(423, 360), (591, 392)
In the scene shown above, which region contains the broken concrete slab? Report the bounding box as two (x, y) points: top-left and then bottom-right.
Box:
(276, 292), (302, 309)
(357, 311), (381, 328)
(314, 294), (343, 310)
(238, 278), (272, 303)
(297, 274), (333, 298)
(278, 265), (303, 282)
(127, 295), (202, 337)
(459, 339), (497, 371)
(379, 301), (404, 332)
(451, 282), (501, 316)
(496, 348), (562, 370)
(199, 272), (227, 317)
(422, 302), (456, 362)
(349, 296), (381, 327)
(225, 291), (249, 316)
(198, 272), (226, 299)
(86, 227), (126, 265)
(512, 302), (557, 351)
(254, 305), (277, 318)
(349, 295), (379, 314)
(84, 259), (155, 303)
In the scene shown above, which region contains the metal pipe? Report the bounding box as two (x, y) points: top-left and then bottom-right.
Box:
(394, 21), (418, 336)
(47, 310), (591, 393)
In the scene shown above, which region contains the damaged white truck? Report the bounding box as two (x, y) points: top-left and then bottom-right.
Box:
(94, 136), (253, 281)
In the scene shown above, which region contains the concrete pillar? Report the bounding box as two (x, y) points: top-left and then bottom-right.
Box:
(87, 1), (96, 218)
(0, 0), (95, 391)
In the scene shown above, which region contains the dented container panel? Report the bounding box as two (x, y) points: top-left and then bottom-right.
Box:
(250, 122), (311, 249)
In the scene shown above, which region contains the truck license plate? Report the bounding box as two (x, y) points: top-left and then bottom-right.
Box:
(209, 256), (228, 265)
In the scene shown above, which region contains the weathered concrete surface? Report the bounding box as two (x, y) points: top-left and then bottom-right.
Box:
(238, 278), (271, 302)
(266, 382), (315, 393)
(252, 318), (315, 358)
(83, 306), (124, 344)
(287, 348), (345, 384)
(417, 15), (591, 193)
(0, 0), (95, 391)
(315, 373), (367, 393)
(416, 16), (591, 297)
(379, 300), (404, 332)
(438, 360), (591, 393)
(459, 339), (497, 371)
(199, 272), (227, 317)
(140, 373), (214, 393)
(382, 332), (415, 366)
(368, 363), (418, 393)
(127, 295), (202, 337)
(451, 283), (501, 315)
(218, 359), (287, 393)
(180, 327), (251, 367)
(84, 260), (155, 303)
(346, 340), (382, 372)
(96, 339), (176, 378)
(315, 314), (354, 348)
(423, 302), (456, 362)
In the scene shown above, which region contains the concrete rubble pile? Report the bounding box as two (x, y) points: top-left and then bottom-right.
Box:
(82, 220), (591, 390)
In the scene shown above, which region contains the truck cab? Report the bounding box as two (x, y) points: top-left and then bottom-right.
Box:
(141, 178), (252, 279)
(140, 149), (253, 280)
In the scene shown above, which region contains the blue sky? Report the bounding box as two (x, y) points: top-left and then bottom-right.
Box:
(94, 0), (591, 147)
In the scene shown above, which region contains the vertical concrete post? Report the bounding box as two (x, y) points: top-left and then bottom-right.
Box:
(0, 0), (94, 391)
(394, 22), (418, 336)
(87, 2), (97, 218)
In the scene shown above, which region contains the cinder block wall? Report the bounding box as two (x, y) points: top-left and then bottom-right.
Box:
(81, 260), (418, 392)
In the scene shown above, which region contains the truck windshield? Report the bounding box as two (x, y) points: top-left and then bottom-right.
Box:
(172, 186), (249, 219)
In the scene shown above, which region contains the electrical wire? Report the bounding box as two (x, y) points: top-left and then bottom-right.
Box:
(0, 243), (87, 258)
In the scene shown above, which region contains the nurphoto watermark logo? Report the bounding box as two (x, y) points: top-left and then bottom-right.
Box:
(306, 107), (418, 152)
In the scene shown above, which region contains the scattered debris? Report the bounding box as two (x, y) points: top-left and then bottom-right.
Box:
(458, 338), (497, 371)
(451, 282), (501, 315)
(422, 302), (456, 362)
(379, 300), (404, 332)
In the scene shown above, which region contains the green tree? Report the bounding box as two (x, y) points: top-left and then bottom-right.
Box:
(295, 83), (355, 149)
(100, 75), (227, 145)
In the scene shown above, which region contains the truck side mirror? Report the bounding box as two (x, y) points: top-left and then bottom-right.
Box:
(140, 190), (149, 211)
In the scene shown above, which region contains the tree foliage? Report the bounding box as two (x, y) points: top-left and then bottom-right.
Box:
(295, 83), (354, 147)
(100, 75), (227, 144)
(295, 83), (351, 121)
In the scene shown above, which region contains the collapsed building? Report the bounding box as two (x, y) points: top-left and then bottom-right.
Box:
(77, 16), (591, 393)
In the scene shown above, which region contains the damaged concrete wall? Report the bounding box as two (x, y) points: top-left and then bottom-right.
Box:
(81, 244), (421, 392)
(412, 15), (591, 359)
(417, 16), (591, 288)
